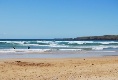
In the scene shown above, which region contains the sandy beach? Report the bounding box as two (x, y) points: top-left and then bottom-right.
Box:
(0, 56), (118, 80)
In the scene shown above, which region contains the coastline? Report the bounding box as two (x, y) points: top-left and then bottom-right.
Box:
(0, 56), (118, 80)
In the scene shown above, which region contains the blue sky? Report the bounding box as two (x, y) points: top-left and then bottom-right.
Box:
(0, 0), (118, 39)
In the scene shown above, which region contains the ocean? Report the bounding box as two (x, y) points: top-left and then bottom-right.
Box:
(0, 39), (118, 59)
(0, 39), (118, 50)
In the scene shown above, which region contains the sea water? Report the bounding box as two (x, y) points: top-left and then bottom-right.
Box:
(0, 39), (118, 50)
(0, 39), (118, 59)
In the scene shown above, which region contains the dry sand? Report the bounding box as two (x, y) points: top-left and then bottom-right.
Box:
(0, 57), (118, 80)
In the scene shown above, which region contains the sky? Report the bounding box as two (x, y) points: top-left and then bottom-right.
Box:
(0, 0), (118, 39)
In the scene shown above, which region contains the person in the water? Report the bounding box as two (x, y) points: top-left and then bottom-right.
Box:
(13, 47), (15, 49)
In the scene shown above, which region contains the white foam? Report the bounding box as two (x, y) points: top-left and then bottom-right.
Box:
(57, 41), (94, 44)
(0, 48), (84, 53)
(99, 41), (118, 44)
(62, 41), (118, 45)
(22, 44), (39, 46)
(92, 47), (104, 50)
(0, 49), (52, 53)
(50, 44), (69, 47)
(59, 49), (82, 51)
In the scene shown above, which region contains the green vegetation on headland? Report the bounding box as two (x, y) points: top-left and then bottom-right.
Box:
(57, 35), (118, 40)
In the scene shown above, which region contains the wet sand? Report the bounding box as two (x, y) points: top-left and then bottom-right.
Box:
(0, 57), (118, 80)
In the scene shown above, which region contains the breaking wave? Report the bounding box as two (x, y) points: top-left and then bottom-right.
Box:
(0, 40), (118, 50)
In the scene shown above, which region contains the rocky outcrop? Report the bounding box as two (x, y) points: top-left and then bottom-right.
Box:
(74, 35), (118, 40)
(56, 35), (118, 40)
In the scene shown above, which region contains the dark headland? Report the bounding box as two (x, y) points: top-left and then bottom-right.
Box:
(56, 35), (118, 40)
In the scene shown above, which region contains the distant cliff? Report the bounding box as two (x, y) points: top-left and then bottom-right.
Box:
(74, 35), (118, 40)
(57, 35), (118, 40)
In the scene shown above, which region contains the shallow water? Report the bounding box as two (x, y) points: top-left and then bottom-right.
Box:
(0, 50), (118, 59)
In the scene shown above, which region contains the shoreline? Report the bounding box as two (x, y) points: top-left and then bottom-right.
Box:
(0, 50), (118, 59)
(0, 56), (118, 80)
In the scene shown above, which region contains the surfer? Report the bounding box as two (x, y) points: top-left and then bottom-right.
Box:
(28, 46), (30, 49)
(13, 47), (15, 49)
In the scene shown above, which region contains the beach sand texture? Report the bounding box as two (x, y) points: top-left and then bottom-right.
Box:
(0, 57), (118, 80)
